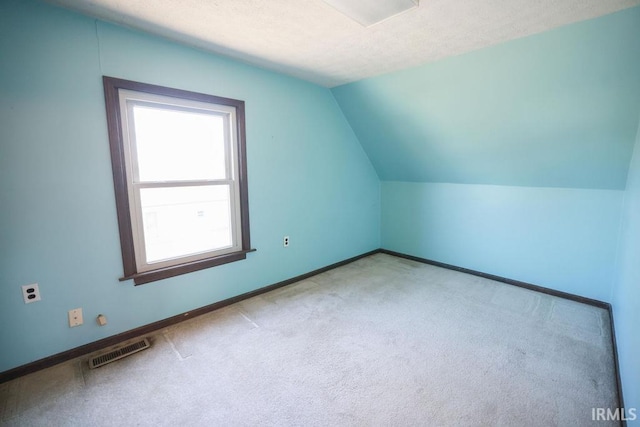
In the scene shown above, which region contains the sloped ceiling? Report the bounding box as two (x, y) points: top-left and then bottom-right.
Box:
(332, 7), (640, 189)
(44, 0), (640, 188)
(47, 0), (640, 87)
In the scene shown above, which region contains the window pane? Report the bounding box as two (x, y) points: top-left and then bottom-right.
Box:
(132, 105), (227, 181)
(140, 185), (233, 263)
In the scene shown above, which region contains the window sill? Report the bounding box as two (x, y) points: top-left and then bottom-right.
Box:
(120, 248), (257, 285)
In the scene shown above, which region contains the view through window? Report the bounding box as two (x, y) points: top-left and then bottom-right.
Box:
(103, 77), (251, 284)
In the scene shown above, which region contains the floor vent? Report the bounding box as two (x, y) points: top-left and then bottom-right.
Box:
(89, 338), (151, 369)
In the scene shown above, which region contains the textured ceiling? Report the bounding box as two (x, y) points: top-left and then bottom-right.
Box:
(48, 0), (640, 87)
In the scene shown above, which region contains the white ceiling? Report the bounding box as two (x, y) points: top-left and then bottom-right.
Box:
(48, 0), (640, 87)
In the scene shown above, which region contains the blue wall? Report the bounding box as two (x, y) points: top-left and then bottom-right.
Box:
(332, 7), (640, 189)
(381, 182), (623, 301)
(613, 117), (640, 421)
(0, 0), (380, 372)
(333, 8), (640, 302)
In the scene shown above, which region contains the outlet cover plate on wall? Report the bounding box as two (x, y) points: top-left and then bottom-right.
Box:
(22, 283), (41, 304)
(68, 308), (83, 327)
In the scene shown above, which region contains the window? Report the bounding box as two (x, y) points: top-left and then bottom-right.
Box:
(103, 77), (252, 285)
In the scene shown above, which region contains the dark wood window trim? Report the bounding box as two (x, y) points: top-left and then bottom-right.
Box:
(103, 76), (252, 285)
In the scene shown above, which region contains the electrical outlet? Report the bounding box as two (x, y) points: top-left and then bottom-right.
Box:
(22, 283), (41, 304)
(68, 308), (83, 327)
(283, 236), (290, 247)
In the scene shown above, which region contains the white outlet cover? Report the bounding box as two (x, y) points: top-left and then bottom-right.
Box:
(22, 283), (41, 304)
(68, 308), (83, 327)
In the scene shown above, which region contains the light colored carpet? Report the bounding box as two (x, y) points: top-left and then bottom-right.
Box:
(0, 253), (619, 426)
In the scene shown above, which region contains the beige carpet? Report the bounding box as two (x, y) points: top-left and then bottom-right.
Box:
(0, 253), (619, 426)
